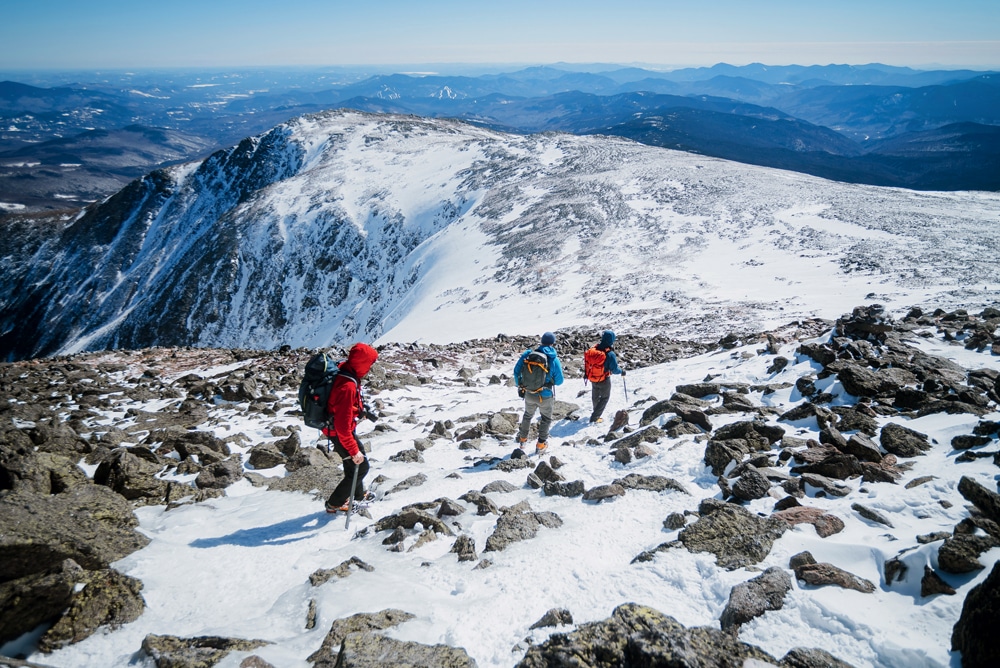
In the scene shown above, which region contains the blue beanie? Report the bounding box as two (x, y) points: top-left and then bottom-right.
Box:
(541, 332), (556, 345)
(600, 330), (616, 348)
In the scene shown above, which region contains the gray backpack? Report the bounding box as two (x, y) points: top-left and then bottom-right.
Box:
(519, 349), (549, 393)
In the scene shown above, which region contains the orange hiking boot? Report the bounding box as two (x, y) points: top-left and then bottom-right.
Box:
(535, 441), (547, 453)
(325, 501), (350, 514)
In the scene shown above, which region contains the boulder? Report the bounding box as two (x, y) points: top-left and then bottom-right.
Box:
(0, 486), (149, 582)
(37, 568), (145, 652)
(307, 609), (416, 664)
(719, 566), (792, 630)
(483, 504), (562, 552)
(951, 561), (1000, 667)
(140, 634), (269, 668)
(678, 501), (787, 570)
(329, 633), (478, 668)
(879, 422), (932, 457)
(772, 506), (845, 538)
(517, 603), (779, 667)
(194, 457), (245, 489)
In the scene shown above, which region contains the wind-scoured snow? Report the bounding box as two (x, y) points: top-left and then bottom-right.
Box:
(9, 324), (998, 668)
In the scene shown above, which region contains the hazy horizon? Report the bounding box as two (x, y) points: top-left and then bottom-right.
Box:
(3, 0), (998, 71)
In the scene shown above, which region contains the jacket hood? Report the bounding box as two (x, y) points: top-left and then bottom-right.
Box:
(599, 330), (616, 349)
(344, 342), (378, 378)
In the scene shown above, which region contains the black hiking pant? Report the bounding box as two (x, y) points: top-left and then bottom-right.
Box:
(590, 378), (612, 422)
(327, 435), (369, 507)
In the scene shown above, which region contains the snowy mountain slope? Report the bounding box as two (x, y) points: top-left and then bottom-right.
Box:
(2, 109), (999, 362)
(4, 308), (998, 668)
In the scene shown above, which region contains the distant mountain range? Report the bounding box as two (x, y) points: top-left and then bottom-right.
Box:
(1, 63), (998, 212)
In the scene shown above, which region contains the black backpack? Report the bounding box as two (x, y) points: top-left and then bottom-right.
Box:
(298, 352), (342, 429)
(519, 348), (550, 393)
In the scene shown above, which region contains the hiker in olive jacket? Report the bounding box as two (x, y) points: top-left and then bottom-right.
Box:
(513, 331), (564, 453)
(586, 329), (624, 423)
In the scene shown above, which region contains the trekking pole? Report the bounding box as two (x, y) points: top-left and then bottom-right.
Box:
(623, 374), (629, 403)
(343, 462), (360, 530)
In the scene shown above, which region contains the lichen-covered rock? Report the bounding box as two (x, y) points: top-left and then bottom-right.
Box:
(517, 602), (779, 667)
(307, 609), (415, 664)
(720, 566), (792, 630)
(879, 422), (932, 458)
(329, 633), (478, 668)
(37, 568), (145, 652)
(951, 560), (1000, 667)
(484, 505), (562, 552)
(140, 634), (269, 668)
(678, 501), (787, 570)
(0, 486), (149, 582)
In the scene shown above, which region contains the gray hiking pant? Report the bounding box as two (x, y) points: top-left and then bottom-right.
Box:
(590, 378), (612, 422)
(518, 392), (553, 443)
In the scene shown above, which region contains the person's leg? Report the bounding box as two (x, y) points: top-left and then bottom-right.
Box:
(351, 456), (370, 500)
(517, 395), (538, 442)
(537, 395), (554, 442)
(591, 379), (611, 421)
(327, 437), (364, 507)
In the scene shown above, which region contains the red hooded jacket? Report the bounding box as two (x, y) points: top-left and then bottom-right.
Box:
(321, 343), (378, 457)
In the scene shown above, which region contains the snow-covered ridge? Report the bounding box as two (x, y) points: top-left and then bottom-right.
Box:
(1, 109), (999, 361)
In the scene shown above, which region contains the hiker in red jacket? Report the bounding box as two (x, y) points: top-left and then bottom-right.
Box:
(322, 342), (378, 513)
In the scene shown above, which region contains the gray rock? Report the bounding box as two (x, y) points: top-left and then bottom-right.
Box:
(37, 568), (145, 652)
(330, 633), (478, 668)
(0, 559), (84, 646)
(484, 506), (562, 552)
(529, 608), (573, 630)
(458, 491), (500, 516)
(678, 502), (788, 569)
(141, 634), (269, 668)
(582, 484), (626, 502)
(307, 609), (416, 664)
(480, 480), (518, 494)
(879, 422), (932, 458)
(612, 473), (688, 494)
(951, 561), (1000, 667)
(374, 508), (453, 537)
(450, 535), (478, 562)
(0, 486), (149, 582)
(247, 442), (285, 469)
(957, 475), (1000, 525)
(793, 561), (876, 593)
(720, 566), (792, 630)
(779, 646), (856, 668)
(195, 456), (244, 489)
(731, 466), (772, 501)
(799, 473), (852, 497)
(851, 503), (894, 528)
(772, 506), (845, 538)
(517, 602), (779, 667)
(842, 433), (884, 463)
(93, 448), (169, 501)
(542, 480), (585, 497)
(938, 534), (998, 573)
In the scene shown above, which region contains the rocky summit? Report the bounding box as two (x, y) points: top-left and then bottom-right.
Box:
(0, 303), (999, 667)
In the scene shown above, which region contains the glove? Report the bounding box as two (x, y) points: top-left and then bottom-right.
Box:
(364, 409), (379, 422)
(518, 388), (526, 398)
(621, 369), (627, 377)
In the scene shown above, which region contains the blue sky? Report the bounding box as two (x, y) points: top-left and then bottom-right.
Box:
(2, 0), (998, 70)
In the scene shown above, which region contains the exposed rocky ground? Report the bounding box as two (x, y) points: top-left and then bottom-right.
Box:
(1, 304), (999, 667)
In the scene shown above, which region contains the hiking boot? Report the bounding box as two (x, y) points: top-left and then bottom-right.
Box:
(516, 436), (527, 445)
(535, 441), (547, 453)
(357, 490), (376, 503)
(325, 500), (350, 514)
(589, 417), (604, 424)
